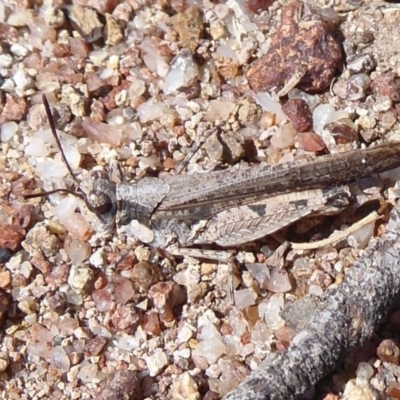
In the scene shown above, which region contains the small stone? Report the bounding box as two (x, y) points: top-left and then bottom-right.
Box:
(347, 54), (376, 74)
(164, 49), (199, 95)
(0, 355), (9, 372)
(296, 132), (326, 152)
(0, 248), (11, 264)
(377, 339), (400, 364)
(92, 287), (113, 312)
(0, 290), (10, 327)
(171, 371), (201, 400)
(342, 381), (377, 400)
(247, 3), (343, 93)
(82, 118), (122, 147)
(344, 74), (371, 101)
(111, 304), (140, 333)
(238, 98), (262, 125)
(148, 282), (178, 322)
(96, 370), (139, 400)
(28, 323), (55, 361)
(68, 4), (103, 43)
(282, 99), (313, 132)
(143, 311), (162, 336)
(85, 336), (108, 356)
(113, 275), (135, 304)
(245, 0), (275, 13)
(282, 296), (319, 331)
(0, 94), (27, 123)
(192, 338), (226, 365)
(78, 364), (98, 383)
(145, 350), (168, 377)
(266, 268), (291, 292)
(131, 261), (160, 291)
(105, 13), (123, 46)
(371, 73), (400, 103)
(0, 225), (25, 251)
(356, 362), (374, 382)
(47, 292), (67, 313)
(261, 294), (285, 331)
(68, 265), (93, 293)
(324, 119), (358, 145)
(51, 346), (70, 373)
(234, 289), (257, 310)
(171, 6), (204, 52)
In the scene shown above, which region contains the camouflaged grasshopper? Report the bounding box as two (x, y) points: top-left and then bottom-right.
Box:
(26, 96), (400, 297)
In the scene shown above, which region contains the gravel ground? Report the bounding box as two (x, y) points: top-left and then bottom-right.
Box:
(1, 0), (400, 399)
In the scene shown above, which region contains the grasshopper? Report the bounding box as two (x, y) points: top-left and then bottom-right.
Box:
(27, 95), (400, 300)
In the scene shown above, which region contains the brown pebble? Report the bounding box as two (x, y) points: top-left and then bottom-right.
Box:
(296, 132), (326, 152)
(53, 43), (70, 58)
(67, 4), (103, 43)
(0, 95), (28, 124)
(31, 253), (52, 275)
(111, 304), (140, 333)
(377, 339), (400, 364)
(387, 382), (400, 399)
(85, 336), (108, 357)
(101, 81), (131, 111)
(0, 225), (25, 251)
(131, 261), (161, 291)
(0, 289), (10, 327)
(247, 2), (343, 93)
(143, 311), (162, 336)
(0, 23), (19, 44)
(148, 281), (178, 322)
(245, 0), (275, 13)
(371, 73), (400, 103)
(96, 369), (140, 400)
(324, 119), (359, 144)
(282, 99), (312, 132)
(171, 6), (204, 52)
(0, 270), (11, 288)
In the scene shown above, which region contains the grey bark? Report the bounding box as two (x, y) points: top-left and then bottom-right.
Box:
(224, 205), (400, 400)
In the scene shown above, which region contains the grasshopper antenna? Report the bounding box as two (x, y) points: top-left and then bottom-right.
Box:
(42, 94), (80, 185)
(23, 95), (86, 202)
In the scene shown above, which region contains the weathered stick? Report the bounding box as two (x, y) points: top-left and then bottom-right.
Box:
(224, 204), (400, 400)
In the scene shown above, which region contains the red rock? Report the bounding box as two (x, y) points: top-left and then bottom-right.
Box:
(31, 253), (52, 275)
(45, 264), (70, 287)
(296, 132), (327, 152)
(245, 0), (275, 13)
(0, 95), (28, 123)
(52, 43), (70, 57)
(101, 81), (130, 111)
(148, 282), (177, 322)
(85, 336), (108, 356)
(69, 37), (91, 58)
(247, 2), (343, 93)
(387, 382), (400, 399)
(282, 99), (313, 132)
(111, 304), (140, 333)
(143, 311), (162, 336)
(371, 73), (400, 102)
(0, 224), (25, 251)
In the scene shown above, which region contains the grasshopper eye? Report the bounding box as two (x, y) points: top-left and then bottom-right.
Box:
(86, 190), (113, 215)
